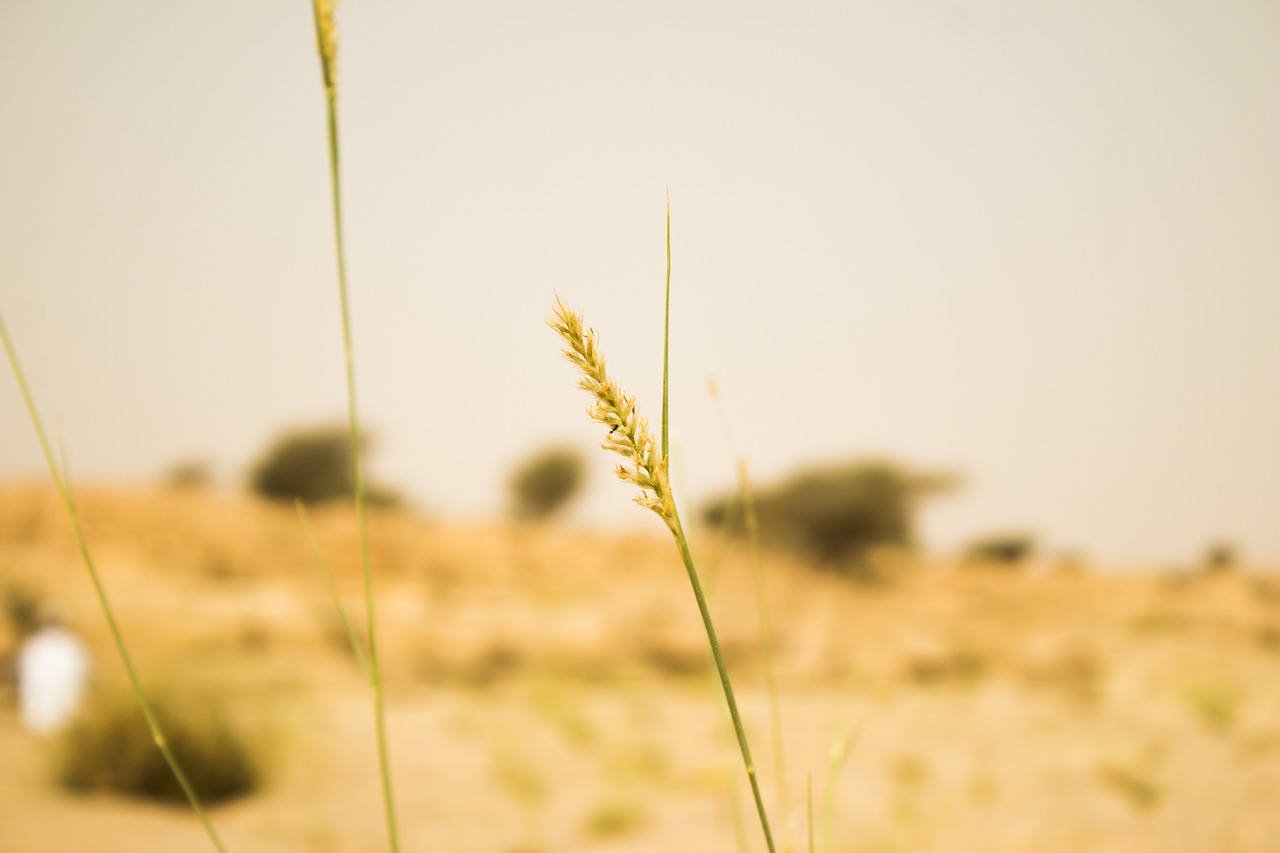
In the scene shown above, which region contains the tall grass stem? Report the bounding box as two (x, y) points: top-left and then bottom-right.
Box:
(1, 314), (229, 853)
(670, 508), (778, 853)
(295, 500), (372, 682)
(309, 3), (400, 850)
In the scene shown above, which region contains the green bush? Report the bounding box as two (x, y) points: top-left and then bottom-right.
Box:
(1202, 541), (1238, 572)
(248, 424), (401, 507)
(508, 445), (585, 520)
(703, 459), (956, 568)
(58, 687), (261, 806)
(249, 425), (357, 504)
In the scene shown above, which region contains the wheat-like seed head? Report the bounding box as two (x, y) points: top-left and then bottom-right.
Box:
(549, 295), (676, 530)
(312, 0), (339, 94)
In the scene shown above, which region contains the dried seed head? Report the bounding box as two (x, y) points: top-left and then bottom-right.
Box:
(312, 0), (339, 93)
(549, 296), (676, 530)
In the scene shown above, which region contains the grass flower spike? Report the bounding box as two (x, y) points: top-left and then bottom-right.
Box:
(549, 295), (676, 531)
(312, 0), (338, 94)
(550, 284), (777, 853)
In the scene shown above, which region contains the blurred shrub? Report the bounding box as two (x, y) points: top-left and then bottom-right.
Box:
(964, 533), (1036, 566)
(1201, 541), (1237, 572)
(2, 581), (44, 641)
(163, 459), (212, 490)
(702, 459), (957, 569)
(508, 445), (585, 520)
(250, 425), (355, 504)
(58, 687), (261, 805)
(249, 424), (401, 506)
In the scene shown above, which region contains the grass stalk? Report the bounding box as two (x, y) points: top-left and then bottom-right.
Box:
(549, 196), (776, 853)
(295, 500), (372, 682)
(309, 3), (400, 851)
(670, 509), (777, 853)
(1, 313), (229, 853)
(821, 717), (863, 853)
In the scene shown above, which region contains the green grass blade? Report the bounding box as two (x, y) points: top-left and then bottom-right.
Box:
(659, 196), (774, 849)
(1, 312), (230, 853)
(662, 186), (671, 459)
(295, 500), (372, 683)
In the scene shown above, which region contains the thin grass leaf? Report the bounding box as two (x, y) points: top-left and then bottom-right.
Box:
(295, 500), (372, 683)
(822, 717), (865, 853)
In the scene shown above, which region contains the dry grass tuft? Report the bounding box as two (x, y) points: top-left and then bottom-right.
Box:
(57, 685), (261, 806)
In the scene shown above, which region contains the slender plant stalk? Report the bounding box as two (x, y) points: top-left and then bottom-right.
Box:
(295, 500), (372, 682)
(822, 717), (863, 853)
(1, 314), (229, 853)
(309, 4), (400, 851)
(549, 198), (777, 853)
(662, 186), (671, 459)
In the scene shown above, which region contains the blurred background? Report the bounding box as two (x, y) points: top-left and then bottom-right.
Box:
(2, 0), (1278, 566)
(2, 4), (1280, 852)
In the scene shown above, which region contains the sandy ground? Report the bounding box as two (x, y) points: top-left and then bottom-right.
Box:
(1, 483), (1278, 853)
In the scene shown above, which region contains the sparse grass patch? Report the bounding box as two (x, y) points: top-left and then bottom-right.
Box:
(903, 648), (987, 687)
(1019, 648), (1105, 706)
(1129, 608), (1189, 636)
(1186, 677), (1245, 734)
(1095, 760), (1162, 811)
(527, 677), (597, 749)
(582, 794), (647, 839)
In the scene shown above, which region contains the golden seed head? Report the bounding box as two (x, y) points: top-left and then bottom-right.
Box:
(549, 296), (676, 530)
(312, 0), (339, 92)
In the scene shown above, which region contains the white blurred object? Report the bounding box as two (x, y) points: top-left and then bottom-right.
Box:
(17, 624), (90, 733)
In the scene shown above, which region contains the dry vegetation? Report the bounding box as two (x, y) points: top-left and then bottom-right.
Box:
(1, 482), (1278, 852)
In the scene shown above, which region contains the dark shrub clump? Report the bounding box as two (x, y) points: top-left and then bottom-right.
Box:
(965, 533), (1036, 566)
(250, 425), (356, 504)
(703, 459), (956, 569)
(58, 687), (261, 806)
(249, 424), (401, 507)
(509, 445), (585, 520)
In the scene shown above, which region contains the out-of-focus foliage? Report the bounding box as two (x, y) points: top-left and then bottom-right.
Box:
(57, 687), (261, 805)
(163, 459), (213, 490)
(1202, 541), (1238, 572)
(702, 459), (958, 569)
(965, 533), (1036, 566)
(509, 445), (585, 521)
(248, 425), (401, 507)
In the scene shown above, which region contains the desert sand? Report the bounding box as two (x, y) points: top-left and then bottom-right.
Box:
(1, 483), (1277, 852)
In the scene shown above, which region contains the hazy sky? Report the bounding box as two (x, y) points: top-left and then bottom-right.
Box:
(2, 1), (1277, 565)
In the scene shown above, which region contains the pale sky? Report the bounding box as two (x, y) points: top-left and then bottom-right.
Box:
(2, 1), (1277, 566)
